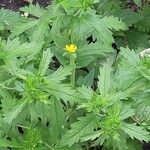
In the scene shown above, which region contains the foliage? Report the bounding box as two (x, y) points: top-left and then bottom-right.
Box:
(0, 0), (150, 150)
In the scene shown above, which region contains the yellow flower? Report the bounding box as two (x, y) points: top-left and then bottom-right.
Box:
(65, 44), (77, 53)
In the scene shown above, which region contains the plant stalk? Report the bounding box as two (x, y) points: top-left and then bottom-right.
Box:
(70, 54), (76, 87)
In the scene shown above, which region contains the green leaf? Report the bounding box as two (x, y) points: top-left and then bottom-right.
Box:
(101, 16), (127, 31)
(91, 17), (114, 44)
(81, 130), (102, 142)
(124, 30), (150, 49)
(11, 20), (38, 38)
(77, 86), (93, 101)
(133, 0), (142, 7)
(32, 20), (50, 42)
(122, 123), (150, 142)
(134, 6), (150, 32)
(98, 64), (112, 96)
(49, 96), (66, 143)
(61, 113), (98, 146)
(120, 107), (135, 120)
(46, 82), (79, 104)
(46, 65), (72, 83)
(113, 9), (140, 27)
(5, 38), (42, 57)
(76, 43), (113, 68)
(0, 9), (22, 30)
(54, 144), (82, 150)
(3, 99), (27, 124)
(0, 139), (23, 148)
(82, 68), (95, 87)
(120, 47), (140, 66)
(38, 48), (53, 76)
(20, 3), (46, 18)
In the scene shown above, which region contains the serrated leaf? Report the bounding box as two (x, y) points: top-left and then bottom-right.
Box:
(0, 9), (22, 30)
(122, 123), (150, 142)
(133, 0), (142, 7)
(46, 65), (72, 83)
(3, 99), (27, 124)
(54, 144), (82, 150)
(38, 48), (53, 76)
(98, 64), (112, 96)
(82, 68), (95, 87)
(125, 30), (150, 49)
(92, 18), (114, 44)
(49, 96), (66, 143)
(46, 82), (79, 104)
(11, 20), (38, 38)
(0, 139), (23, 148)
(5, 38), (42, 57)
(121, 107), (135, 120)
(20, 3), (46, 18)
(101, 16), (127, 31)
(76, 43), (113, 67)
(61, 113), (98, 146)
(32, 20), (50, 42)
(77, 86), (93, 101)
(120, 47), (140, 66)
(81, 130), (102, 142)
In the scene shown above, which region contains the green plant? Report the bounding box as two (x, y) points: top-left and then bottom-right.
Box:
(0, 0), (150, 150)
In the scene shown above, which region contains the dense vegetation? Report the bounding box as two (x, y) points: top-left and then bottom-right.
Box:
(0, 0), (150, 149)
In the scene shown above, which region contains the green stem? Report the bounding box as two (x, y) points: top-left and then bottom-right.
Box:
(70, 54), (76, 87)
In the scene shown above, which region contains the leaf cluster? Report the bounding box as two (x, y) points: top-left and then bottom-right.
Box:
(0, 0), (149, 150)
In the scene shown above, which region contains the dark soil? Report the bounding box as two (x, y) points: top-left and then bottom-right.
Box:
(0, 0), (51, 11)
(143, 142), (150, 150)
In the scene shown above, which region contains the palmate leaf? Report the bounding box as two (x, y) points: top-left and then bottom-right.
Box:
(122, 123), (150, 142)
(38, 48), (53, 76)
(61, 113), (98, 146)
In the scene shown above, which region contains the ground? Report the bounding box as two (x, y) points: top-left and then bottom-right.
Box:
(0, 0), (50, 10)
